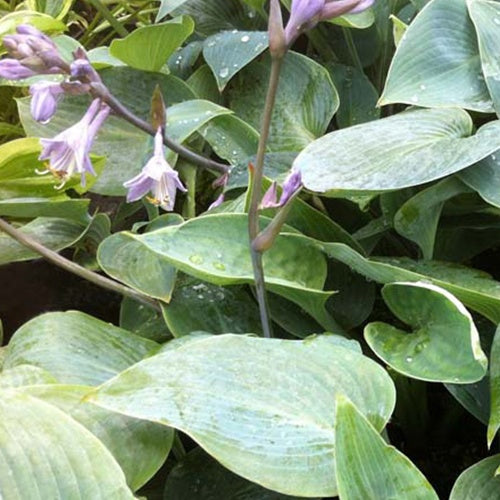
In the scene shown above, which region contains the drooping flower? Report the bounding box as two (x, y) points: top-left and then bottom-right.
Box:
(38, 99), (110, 187)
(260, 168), (302, 209)
(284, 0), (375, 46)
(123, 128), (187, 211)
(29, 81), (65, 123)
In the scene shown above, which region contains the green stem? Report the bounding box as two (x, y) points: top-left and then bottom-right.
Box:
(248, 56), (284, 339)
(342, 27), (363, 71)
(0, 217), (161, 312)
(86, 0), (129, 37)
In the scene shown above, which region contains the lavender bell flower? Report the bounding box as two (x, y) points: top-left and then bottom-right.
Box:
(38, 99), (110, 187)
(261, 168), (302, 209)
(124, 128), (187, 211)
(30, 81), (64, 123)
(0, 59), (37, 79)
(284, 0), (375, 45)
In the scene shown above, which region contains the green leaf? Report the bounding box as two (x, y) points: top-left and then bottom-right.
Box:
(97, 232), (177, 302)
(90, 334), (396, 497)
(104, 214), (339, 331)
(120, 298), (171, 343)
(171, 0), (264, 37)
(0, 197), (89, 221)
(26, 0), (74, 19)
(295, 108), (500, 193)
(317, 241), (500, 323)
(335, 396), (439, 500)
(0, 217), (86, 266)
(488, 325), (500, 445)
(228, 51), (339, 151)
(450, 455), (500, 500)
(22, 384), (173, 491)
(198, 114), (259, 166)
(162, 275), (262, 336)
(164, 447), (308, 499)
(4, 311), (158, 385)
(18, 67), (196, 195)
(380, 0), (493, 112)
(0, 390), (135, 498)
(156, 0), (190, 21)
(459, 153), (500, 208)
(394, 177), (471, 259)
(203, 30), (268, 90)
(0, 11), (66, 40)
(110, 16), (194, 72)
(328, 63), (380, 129)
(0, 365), (57, 388)
(467, 0), (500, 117)
(0, 138), (104, 198)
(364, 282), (487, 383)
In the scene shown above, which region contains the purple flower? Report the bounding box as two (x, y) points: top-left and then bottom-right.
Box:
(260, 168), (302, 209)
(284, 0), (374, 45)
(1, 24), (67, 79)
(123, 128), (187, 211)
(0, 59), (37, 79)
(39, 99), (110, 187)
(30, 81), (64, 123)
(208, 193), (225, 210)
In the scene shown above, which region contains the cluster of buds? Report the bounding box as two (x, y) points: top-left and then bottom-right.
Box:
(270, 0), (375, 54)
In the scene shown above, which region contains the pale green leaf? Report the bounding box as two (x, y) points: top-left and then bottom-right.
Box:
(4, 311), (158, 385)
(380, 0), (493, 112)
(450, 455), (500, 500)
(90, 334), (396, 497)
(335, 396), (438, 500)
(365, 282), (487, 383)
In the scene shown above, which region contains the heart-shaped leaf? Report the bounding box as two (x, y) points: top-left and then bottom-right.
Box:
(380, 0), (492, 112)
(364, 282), (487, 383)
(110, 16), (194, 72)
(90, 334), (396, 497)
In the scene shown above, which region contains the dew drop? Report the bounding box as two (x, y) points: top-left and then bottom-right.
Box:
(213, 262), (226, 271)
(495, 18), (500, 25)
(241, 35), (250, 43)
(419, 84), (426, 90)
(410, 95), (419, 103)
(189, 255), (204, 264)
(219, 67), (229, 78)
(405, 356), (413, 363)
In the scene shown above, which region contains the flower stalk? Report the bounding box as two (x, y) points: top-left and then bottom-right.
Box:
(0, 217), (161, 312)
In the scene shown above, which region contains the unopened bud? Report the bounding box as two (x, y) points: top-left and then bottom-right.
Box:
(268, 0), (287, 58)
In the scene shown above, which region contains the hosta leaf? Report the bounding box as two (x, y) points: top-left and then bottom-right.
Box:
(459, 153), (500, 208)
(162, 275), (262, 336)
(295, 108), (500, 193)
(488, 325), (500, 445)
(468, 0), (500, 117)
(90, 334), (396, 497)
(156, 0), (190, 21)
(450, 455), (500, 500)
(3, 311), (158, 385)
(120, 298), (171, 343)
(335, 396), (438, 500)
(0, 197), (89, 221)
(110, 16), (194, 72)
(394, 177), (471, 259)
(0, 365), (57, 388)
(99, 214), (340, 331)
(203, 30), (268, 90)
(380, 0), (493, 112)
(0, 390), (134, 499)
(365, 282), (487, 383)
(164, 447), (308, 499)
(228, 52), (339, 152)
(22, 384), (173, 491)
(97, 232), (177, 302)
(317, 241), (500, 323)
(0, 217), (86, 266)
